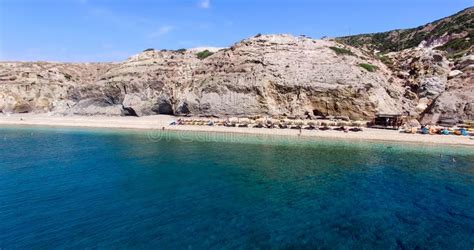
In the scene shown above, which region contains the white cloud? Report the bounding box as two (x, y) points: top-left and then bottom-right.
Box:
(198, 0), (211, 9)
(148, 25), (174, 38)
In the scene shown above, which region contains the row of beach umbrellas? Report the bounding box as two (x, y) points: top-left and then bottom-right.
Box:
(177, 117), (366, 127)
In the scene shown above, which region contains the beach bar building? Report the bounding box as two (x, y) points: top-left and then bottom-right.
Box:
(370, 114), (404, 130)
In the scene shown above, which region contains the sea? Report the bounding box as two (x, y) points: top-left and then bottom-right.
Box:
(0, 126), (473, 249)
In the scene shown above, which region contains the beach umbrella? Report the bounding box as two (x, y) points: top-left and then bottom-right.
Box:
(239, 118), (250, 125)
(295, 120), (306, 126)
(337, 121), (349, 127)
(266, 118), (276, 124)
(256, 118), (266, 124)
(351, 121), (362, 127)
(239, 118), (250, 123)
(229, 117), (239, 123)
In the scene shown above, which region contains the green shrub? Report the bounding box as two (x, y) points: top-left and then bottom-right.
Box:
(377, 54), (393, 66)
(329, 46), (355, 56)
(196, 50), (214, 60)
(359, 63), (378, 72)
(143, 48), (155, 52)
(175, 48), (187, 53)
(435, 36), (473, 56)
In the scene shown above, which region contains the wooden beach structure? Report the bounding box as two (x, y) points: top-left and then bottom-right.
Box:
(369, 114), (404, 130)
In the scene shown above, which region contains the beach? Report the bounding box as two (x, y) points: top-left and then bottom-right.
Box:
(0, 113), (472, 146)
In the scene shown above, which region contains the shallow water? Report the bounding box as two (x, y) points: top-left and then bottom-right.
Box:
(0, 127), (473, 249)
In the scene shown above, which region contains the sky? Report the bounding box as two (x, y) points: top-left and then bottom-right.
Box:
(0, 0), (472, 62)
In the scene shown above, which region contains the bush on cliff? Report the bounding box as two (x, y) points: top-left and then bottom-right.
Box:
(329, 46), (355, 56)
(196, 50), (214, 60)
(359, 63), (378, 72)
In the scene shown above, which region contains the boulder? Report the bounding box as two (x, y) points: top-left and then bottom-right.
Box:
(448, 70), (463, 78)
(421, 87), (474, 124)
(418, 77), (446, 97)
(457, 55), (474, 70)
(415, 98), (430, 113)
(122, 94), (144, 116)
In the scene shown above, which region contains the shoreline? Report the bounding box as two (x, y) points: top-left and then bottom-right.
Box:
(0, 114), (473, 146)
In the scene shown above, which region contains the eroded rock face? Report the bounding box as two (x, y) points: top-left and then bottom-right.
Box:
(421, 87), (474, 124)
(0, 62), (112, 114)
(420, 51), (474, 123)
(0, 34), (471, 122)
(383, 47), (474, 122)
(178, 35), (406, 119)
(387, 48), (450, 96)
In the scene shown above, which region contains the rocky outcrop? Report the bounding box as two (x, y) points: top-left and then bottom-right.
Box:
(0, 35), (410, 120)
(0, 32), (471, 123)
(421, 53), (474, 123)
(421, 87), (474, 124)
(179, 35), (405, 119)
(0, 62), (112, 114)
(337, 7), (473, 57)
(334, 7), (474, 123)
(387, 48), (450, 97)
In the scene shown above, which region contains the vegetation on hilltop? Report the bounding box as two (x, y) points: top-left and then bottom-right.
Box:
(329, 46), (355, 56)
(196, 50), (214, 60)
(337, 7), (473, 57)
(359, 63), (378, 72)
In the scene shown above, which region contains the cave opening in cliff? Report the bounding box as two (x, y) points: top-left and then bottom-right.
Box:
(313, 109), (326, 117)
(122, 107), (138, 117)
(152, 102), (174, 115)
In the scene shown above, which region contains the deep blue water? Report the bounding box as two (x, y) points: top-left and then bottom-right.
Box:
(0, 126), (473, 249)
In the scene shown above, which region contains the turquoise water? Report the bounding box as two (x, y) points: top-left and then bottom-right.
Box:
(0, 127), (473, 249)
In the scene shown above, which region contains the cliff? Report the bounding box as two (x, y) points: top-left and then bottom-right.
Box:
(0, 35), (410, 120)
(1, 8), (473, 124)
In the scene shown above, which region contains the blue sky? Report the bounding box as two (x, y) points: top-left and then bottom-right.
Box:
(0, 0), (472, 62)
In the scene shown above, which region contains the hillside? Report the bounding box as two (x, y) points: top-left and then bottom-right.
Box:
(337, 7), (473, 58)
(0, 8), (473, 124)
(0, 35), (408, 120)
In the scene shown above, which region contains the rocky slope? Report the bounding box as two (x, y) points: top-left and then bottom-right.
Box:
(0, 35), (410, 120)
(336, 7), (473, 123)
(180, 35), (406, 119)
(0, 8), (472, 124)
(337, 7), (473, 57)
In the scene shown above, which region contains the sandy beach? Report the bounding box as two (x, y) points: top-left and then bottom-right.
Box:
(0, 113), (473, 146)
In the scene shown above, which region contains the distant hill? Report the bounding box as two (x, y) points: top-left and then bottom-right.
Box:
(337, 7), (473, 58)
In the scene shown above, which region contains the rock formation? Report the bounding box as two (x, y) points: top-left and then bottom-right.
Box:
(0, 8), (472, 124)
(0, 35), (410, 120)
(337, 7), (473, 123)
